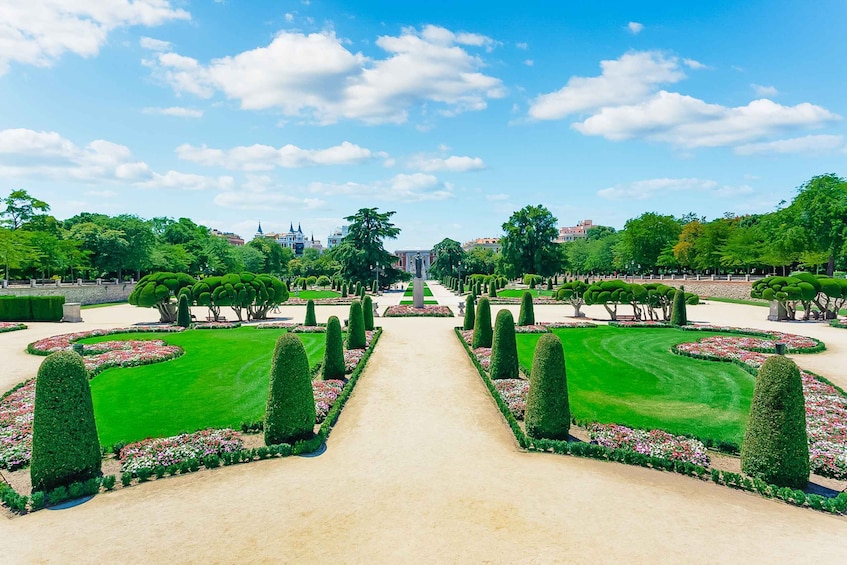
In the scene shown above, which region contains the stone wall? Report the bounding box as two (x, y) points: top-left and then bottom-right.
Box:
(0, 283), (136, 305)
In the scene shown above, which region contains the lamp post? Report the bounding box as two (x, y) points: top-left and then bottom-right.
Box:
(372, 263), (381, 292)
(457, 261), (463, 287)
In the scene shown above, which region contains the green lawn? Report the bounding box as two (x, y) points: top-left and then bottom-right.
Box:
(496, 289), (554, 298)
(403, 283), (433, 297)
(515, 326), (755, 444)
(292, 289), (341, 299)
(399, 299), (439, 305)
(84, 327), (327, 446)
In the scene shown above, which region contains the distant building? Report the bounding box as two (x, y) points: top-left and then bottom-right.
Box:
(462, 237), (501, 253)
(327, 225), (349, 249)
(556, 219), (593, 243)
(306, 233), (323, 253)
(394, 250), (435, 276)
(256, 222), (313, 256)
(211, 228), (245, 246)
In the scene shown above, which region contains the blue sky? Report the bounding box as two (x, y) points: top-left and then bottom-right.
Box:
(1, 0), (845, 250)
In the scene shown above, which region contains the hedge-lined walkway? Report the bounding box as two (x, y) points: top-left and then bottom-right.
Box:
(3, 308), (847, 562)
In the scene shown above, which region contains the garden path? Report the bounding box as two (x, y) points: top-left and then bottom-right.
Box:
(3, 305), (847, 563)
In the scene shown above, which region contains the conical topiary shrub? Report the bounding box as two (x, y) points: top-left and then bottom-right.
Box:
(322, 316), (346, 380)
(525, 333), (570, 440)
(472, 297), (493, 348)
(741, 355), (809, 488)
(459, 280), (464, 294)
(264, 333), (316, 445)
(489, 309), (519, 380)
(346, 300), (367, 349)
(670, 285), (688, 326)
(304, 299), (317, 326)
(546, 278), (553, 291)
(31, 351), (101, 492)
(355, 282), (362, 296)
(489, 283), (497, 298)
(341, 283), (348, 298)
(518, 291), (535, 326)
(177, 293), (191, 328)
(463, 294), (476, 331)
(362, 295), (374, 331)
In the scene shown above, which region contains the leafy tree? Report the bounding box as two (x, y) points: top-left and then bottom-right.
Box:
(0, 228), (37, 280)
(200, 236), (242, 275)
(789, 173), (847, 276)
(129, 272), (196, 322)
(1, 189), (50, 230)
(489, 309), (519, 380)
(620, 212), (681, 275)
(249, 236), (293, 277)
(500, 205), (561, 278)
(719, 224), (766, 274)
(316, 275), (331, 289)
(192, 273), (287, 322)
(525, 333), (570, 440)
(556, 280), (588, 317)
(464, 246), (498, 275)
(147, 243), (194, 273)
(234, 245), (266, 273)
(430, 238), (466, 279)
(334, 208), (402, 286)
(264, 334), (316, 445)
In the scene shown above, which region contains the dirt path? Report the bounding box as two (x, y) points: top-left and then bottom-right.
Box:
(3, 304), (847, 563)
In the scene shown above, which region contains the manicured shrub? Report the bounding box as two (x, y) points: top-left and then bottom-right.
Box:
(525, 333), (570, 440)
(355, 282), (362, 296)
(346, 300), (367, 349)
(264, 333), (316, 445)
(518, 291), (535, 326)
(472, 297), (493, 348)
(670, 285), (688, 326)
(546, 278), (553, 291)
(30, 351), (101, 493)
(0, 296), (31, 321)
(741, 355), (809, 489)
(463, 294), (476, 330)
(176, 293), (191, 328)
(489, 283), (497, 298)
(372, 280), (378, 293)
(129, 271), (196, 323)
(341, 283), (348, 298)
(490, 309), (519, 380)
(362, 295), (374, 331)
(31, 296), (65, 322)
(458, 280), (464, 294)
(317, 275), (331, 288)
(322, 316), (346, 380)
(304, 299), (317, 326)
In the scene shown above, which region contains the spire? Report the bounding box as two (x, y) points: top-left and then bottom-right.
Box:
(311, 232), (314, 242)
(257, 221), (263, 235)
(289, 222), (294, 233)
(298, 223), (303, 233)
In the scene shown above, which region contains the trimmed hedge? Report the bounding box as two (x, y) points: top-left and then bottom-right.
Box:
(30, 351), (101, 492)
(463, 294), (475, 331)
(525, 333), (570, 440)
(489, 309), (519, 380)
(0, 295), (64, 322)
(304, 299), (317, 326)
(346, 300), (367, 349)
(264, 334), (316, 445)
(177, 294), (191, 328)
(670, 285), (688, 326)
(472, 297), (493, 348)
(322, 316), (346, 380)
(518, 291), (535, 326)
(362, 295), (374, 331)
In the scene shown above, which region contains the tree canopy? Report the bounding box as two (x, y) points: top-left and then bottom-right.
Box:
(500, 204), (561, 278)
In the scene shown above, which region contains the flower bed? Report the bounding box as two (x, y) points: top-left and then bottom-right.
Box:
(0, 322), (27, 333)
(313, 380), (345, 422)
(287, 297), (356, 306)
(192, 321), (241, 329)
(120, 428), (243, 474)
(255, 321), (298, 329)
(609, 320), (670, 328)
(588, 423), (710, 467)
(291, 325), (326, 333)
(80, 340), (183, 376)
(494, 379), (529, 419)
(0, 381), (34, 470)
(383, 305), (453, 317)
(28, 326), (184, 355)
(539, 321), (597, 329)
(514, 325), (550, 333)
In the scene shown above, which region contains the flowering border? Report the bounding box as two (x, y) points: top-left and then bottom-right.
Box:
(27, 326), (184, 356)
(191, 321), (241, 329)
(0, 322), (27, 333)
(383, 305), (453, 317)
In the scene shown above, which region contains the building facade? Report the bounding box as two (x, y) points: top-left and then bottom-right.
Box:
(462, 237), (501, 253)
(254, 222), (322, 256)
(556, 219), (593, 243)
(211, 229), (245, 246)
(394, 250), (435, 277)
(327, 225), (349, 249)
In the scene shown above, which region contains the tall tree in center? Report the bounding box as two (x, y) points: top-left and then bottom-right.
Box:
(500, 205), (561, 278)
(332, 208), (403, 286)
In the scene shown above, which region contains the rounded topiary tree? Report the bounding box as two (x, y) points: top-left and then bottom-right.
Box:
(317, 275), (331, 289)
(341, 283), (348, 298)
(264, 333), (316, 445)
(128, 271), (196, 323)
(346, 300), (367, 349)
(362, 295), (374, 331)
(518, 291), (535, 326)
(176, 293), (191, 328)
(525, 333), (570, 440)
(463, 294), (476, 331)
(489, 309), (519, 380)
(472, 297), (493, 348)
(670, 285), (688, 326)
(31, 351), (101, 493)
(741, 355), (809, 488)
(304, 299), (317, 326)
(322, 316), (346, 380)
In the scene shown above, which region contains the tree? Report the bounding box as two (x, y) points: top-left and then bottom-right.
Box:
(789, 173), (847, 276)
(464, 246), (498, 275)
(177, 293), (192, 328)
(489, 309), (519, 380)
(304, 299), (317, 326)
(500, 205), (561, 278)
(670, 285), (688, 326)
(525, 333), (570, 440)
(430, 238), (466, 279)
(322, 316), (346, 380)
(234, 245), (266, 273)
(620, 212), (681, 275)
(129, 272), (196, 322)
(1, 189), (50, 230)
(741, 355), (809, 488)
(556, 280), (588, 317)
(264, 334), (316, 445)
(334, 208), (402, 286)
(0, 228), (38, 280)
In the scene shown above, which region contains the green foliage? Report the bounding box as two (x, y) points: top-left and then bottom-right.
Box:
(341, 283), (348, 298)
(741, 355), (809, 489)
(362, 295), (374, 331)
(523, 274), (542, 287)
(670, 285), (688, 326)
(0, 296), (64, 322)
(500, 205), (562, 278)
(430, 238), (465, 279)
(463, 294), (476, 330)
(31, 351), (101, 492)
(264, 334), (316, 445)
(620, 212), (681, 275)
(322, 316), (346, 380)
(346, 300), (367, 349)
(176, 293), (191, 328)
(518, 291), (535, 326)
(304, 299), (317, 326)
(472, 297), (493, 348)
(129, 271), (196, 322)
(489, 283), (497, 298)
(490, 309), (519, 380)
(192, 272), (287, 321)
(316, 275), (331, 288)
(333, 208), (403, 286)
(525, 333), (570, 440)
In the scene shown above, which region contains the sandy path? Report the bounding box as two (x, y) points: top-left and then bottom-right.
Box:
(3, 299), (847, 563)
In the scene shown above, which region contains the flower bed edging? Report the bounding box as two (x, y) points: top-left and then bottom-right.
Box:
(0, 322), (27, 333)
(383, 305), (453, 317)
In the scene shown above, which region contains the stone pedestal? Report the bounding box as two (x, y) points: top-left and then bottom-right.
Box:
(62, 302), (83, 323)
(767, 301), (788, 321)
(413, 278), (424, 308)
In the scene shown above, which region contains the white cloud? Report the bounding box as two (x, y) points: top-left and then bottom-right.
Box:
(683, 58), (707, 70)
(516, 42), (528, 50)
(485, 193), (510, 201)
(751, 83), (778, 97)
(140, 37), (171, 51)
(176, 141), (377, 170)
(0, 1), (189, 75)
(214, 176), (327, 210)
(147, 25), (504, 124)
(84, 189), (117, 198)
(524, 59), (534, 67)
(284, 13), (294, 23)
(597, 177), (753, 200)
(0, 128), (229, 190)
(142, 106), (203, 118)
(528, 51), (685, 120)
(408, 154), (485, 172)
(734, 134), (845, 156)
(309, 173), (454, 202)
(627, 22), (644, 35)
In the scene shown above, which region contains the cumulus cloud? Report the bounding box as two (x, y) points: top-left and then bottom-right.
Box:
(597, 177), (753, 200)
(627, 22), (644, 34)
(145, 25), (505, 124)
(176, 141), (378, 170)
(214, 176), (327, 210)
(683, 58), (707, 70)
(734, 134), (845, 156)
(140, 36), (172, 51)
(408, 154), (485, 172)
(0, 1), (189, 75)
(308, 173), (454, 202)
(142, 106), (203, 118)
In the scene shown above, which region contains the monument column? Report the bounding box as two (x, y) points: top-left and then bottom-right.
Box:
(413, 252), (425, 308)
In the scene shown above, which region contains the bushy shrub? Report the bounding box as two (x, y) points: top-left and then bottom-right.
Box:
(264, 333), (316, 445)
(525, 333), (570, 440)
(362, 295), (374, 331)
(177, 293), (191, 328)
(355, 282), (362, 296)
(341, 283), (348, 298)
(30, 351), (101, 492)
(489, 283), (497, 298)
(463, 294), (476, 330)
(129, 272), (196, 323)
(546, 278), (553, 291)
(304, 299), (317, 326)
(317, 275), (330, 288)
(741, 355), (809, 488)
(346, 300), (367, 349)
(490, 309), (519, 380)
(322, 316), (346, 380)
(0, 296), (31, 321)
(472, 297), (493, 348)
(518, 291), (535, 326)
(670, 285), (688, 326)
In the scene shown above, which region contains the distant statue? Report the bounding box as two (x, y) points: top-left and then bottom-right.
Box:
(414, 252), (423, 278)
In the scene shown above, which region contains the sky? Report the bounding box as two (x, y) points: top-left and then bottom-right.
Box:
(1, 0), (846, 250)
